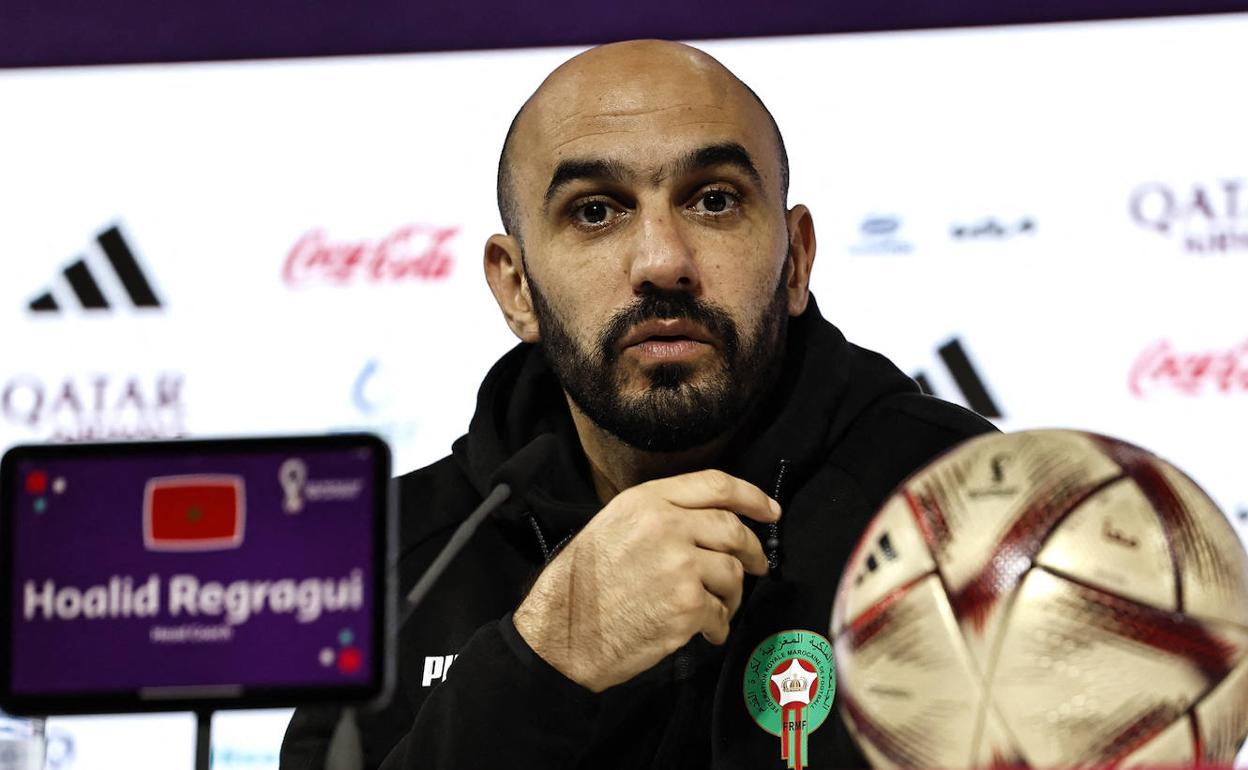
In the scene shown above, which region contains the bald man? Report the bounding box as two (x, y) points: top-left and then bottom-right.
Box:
(282, 40), (992, 769)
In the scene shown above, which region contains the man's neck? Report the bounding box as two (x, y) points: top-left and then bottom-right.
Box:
(565, 396), (734, 503)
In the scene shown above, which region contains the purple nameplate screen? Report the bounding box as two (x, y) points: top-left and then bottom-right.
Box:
(8, 445), (377, 698)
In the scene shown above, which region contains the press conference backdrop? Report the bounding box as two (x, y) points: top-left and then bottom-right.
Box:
(3, 12), (1247, 770)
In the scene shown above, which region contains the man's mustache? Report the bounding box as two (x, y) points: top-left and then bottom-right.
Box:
(598, 290), (740, 364)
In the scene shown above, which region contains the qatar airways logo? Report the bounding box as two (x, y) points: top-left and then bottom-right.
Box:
(1129, 339), (1248, 397)
(1, 373), (186, 441)
(283, 224), (458, 286)
(1130, 180), (1248, 254)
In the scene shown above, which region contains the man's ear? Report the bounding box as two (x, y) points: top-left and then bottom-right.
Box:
(484, 233), (541, 343)
(784, 204), (817, 316)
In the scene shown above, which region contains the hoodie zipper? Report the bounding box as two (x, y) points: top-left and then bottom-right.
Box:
(766, 459), (791, 573)
(526, 513), (551, 563)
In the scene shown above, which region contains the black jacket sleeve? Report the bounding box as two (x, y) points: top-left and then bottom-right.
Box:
(280, 681), (418, 770)
(280, 704), (340, 770)
(378, 614), (601, 769)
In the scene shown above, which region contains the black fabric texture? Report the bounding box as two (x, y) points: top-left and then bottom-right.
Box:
(280, 295), (996, 769)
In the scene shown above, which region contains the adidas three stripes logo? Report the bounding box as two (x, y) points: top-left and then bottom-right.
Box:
(913, 337), (1003, 419)
(28, 225), (162, 312)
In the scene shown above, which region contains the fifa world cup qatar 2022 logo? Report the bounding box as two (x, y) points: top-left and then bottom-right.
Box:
(744, 630), (836, 770)
(1130, 179), (1248, 254)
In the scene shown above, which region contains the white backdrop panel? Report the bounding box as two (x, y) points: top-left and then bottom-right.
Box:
(1, 13), (1245, 769)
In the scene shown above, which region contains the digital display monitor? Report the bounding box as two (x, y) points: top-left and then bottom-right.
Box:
(0, 434), (393, 715)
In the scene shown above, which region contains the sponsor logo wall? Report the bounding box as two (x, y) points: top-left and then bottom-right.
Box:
(3, 13), (1247, 769)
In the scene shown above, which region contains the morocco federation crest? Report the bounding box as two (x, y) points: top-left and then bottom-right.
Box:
(744, 629), (836, 770)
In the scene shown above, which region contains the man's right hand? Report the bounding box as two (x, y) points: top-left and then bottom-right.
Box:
(512, 469), (780, 693)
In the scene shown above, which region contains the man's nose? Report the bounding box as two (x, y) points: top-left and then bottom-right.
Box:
(627, 211), (701, 294)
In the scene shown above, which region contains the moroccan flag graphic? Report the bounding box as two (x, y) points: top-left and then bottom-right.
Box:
(143, 475), (246, 551)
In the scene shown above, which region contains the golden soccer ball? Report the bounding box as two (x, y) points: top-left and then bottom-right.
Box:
(831, 429), (1248, 768)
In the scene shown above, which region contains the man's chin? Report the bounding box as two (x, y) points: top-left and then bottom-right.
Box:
(615, 355), (725, 392)
(568, 366), (743, 453)
(643, 361), (700, 390)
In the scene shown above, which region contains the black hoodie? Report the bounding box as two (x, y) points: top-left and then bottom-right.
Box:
(281, 297), (995, 769)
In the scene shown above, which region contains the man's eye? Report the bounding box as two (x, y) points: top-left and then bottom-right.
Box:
(573, 201), (617, 226)
(693, 190), (738, 215)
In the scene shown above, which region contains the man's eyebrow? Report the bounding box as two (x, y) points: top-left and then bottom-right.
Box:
(541, 142), (765, 212)
(668, 142), (764, 191)
(543, 158), (633, 208)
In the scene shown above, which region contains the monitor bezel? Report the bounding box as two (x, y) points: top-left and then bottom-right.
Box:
(0, 433), (394, 716)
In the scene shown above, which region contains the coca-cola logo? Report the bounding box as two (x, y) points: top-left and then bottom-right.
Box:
(1, 373), (187, 441)
(283, 224), (457, 286)
(1130, 180), (1248, 254)
(1129, 339), (1248, 397)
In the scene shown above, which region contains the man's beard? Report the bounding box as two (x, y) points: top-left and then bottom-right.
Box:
(528, 266), (790, 453)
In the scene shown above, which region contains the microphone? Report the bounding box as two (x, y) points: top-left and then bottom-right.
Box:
(398, 433), (557, 627)
(325, 437), (559, 769)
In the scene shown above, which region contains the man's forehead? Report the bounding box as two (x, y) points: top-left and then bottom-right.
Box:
(511, 43), (774, 183)
(530, 40), (743, 114)
(534, 102), (754, 174)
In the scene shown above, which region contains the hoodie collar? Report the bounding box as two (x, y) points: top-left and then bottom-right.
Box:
(452, 295), (918, 543)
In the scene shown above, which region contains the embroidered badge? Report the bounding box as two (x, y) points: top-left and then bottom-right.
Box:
(743, 629), (836, 770)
